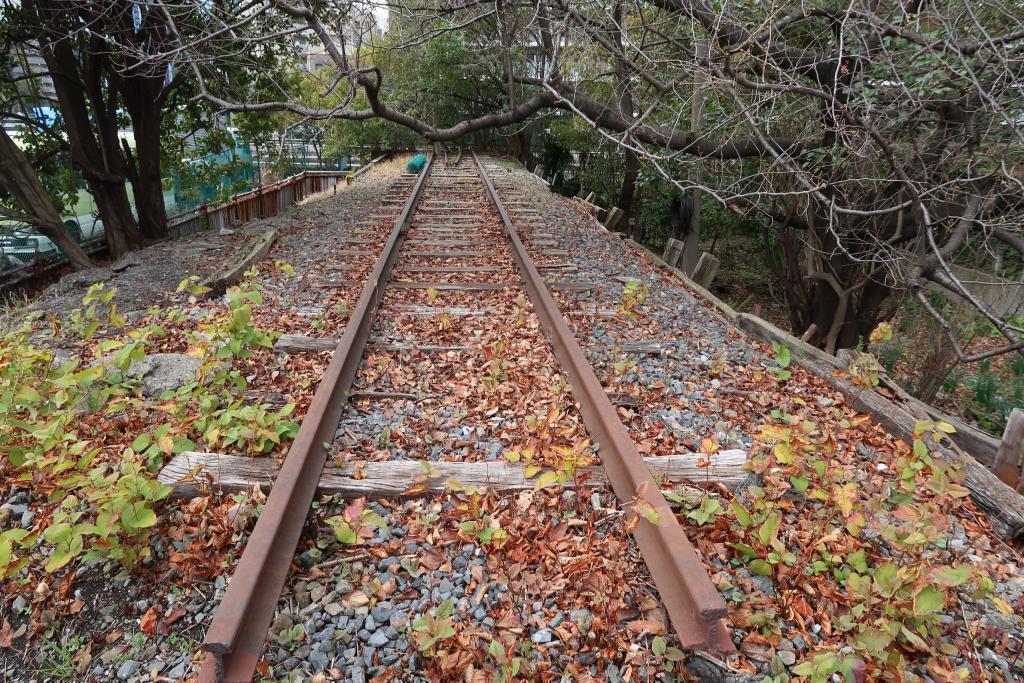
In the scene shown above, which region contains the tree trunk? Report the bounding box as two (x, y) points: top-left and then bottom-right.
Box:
(121, 78), (169, 240)
(681, 39), (709, 276)
(0, 128), (94, 270)
(32, 0), (141, 259)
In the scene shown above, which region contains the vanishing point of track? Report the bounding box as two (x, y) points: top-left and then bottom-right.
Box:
(198, 153), (732, 682)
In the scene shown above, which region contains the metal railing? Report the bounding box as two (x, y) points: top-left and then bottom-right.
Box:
(169, 170), (347, 239)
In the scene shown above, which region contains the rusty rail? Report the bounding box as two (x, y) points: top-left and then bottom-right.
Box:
(198, 156), (433, 682)
(472, 152), (734, 654)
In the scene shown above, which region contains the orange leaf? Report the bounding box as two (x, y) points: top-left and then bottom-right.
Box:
(139, 606), (159, 636)
(625, 619), (666, 635)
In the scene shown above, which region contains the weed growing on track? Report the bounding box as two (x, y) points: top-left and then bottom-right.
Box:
(0, 271), (298, 583)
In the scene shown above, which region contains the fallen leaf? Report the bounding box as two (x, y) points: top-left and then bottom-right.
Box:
(164, 608), (187, 627)
(342, 590), (369, 608)
(0, 620), (13, 648)
(419, 547), (446, 571)
(139, 606), (159, 636)
(625, 619), (666, 635)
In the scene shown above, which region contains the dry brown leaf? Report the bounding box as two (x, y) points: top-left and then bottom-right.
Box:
(625, 619), (666, 635)
(0, 620), (13, 648)
(342, 590), (370, 608)
(164, 608), (188, 627)
(139, 606), (160, 636)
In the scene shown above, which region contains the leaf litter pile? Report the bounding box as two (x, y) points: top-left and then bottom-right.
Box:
(493, 163), (1024, 682)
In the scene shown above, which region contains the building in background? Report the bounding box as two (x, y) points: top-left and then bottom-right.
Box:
(293, 4), (383, 72)
(2, 43), (57, 135)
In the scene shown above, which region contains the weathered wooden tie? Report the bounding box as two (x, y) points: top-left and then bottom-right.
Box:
(159, 450), (749, 499)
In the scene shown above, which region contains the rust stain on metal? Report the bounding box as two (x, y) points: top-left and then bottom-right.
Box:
(472, 152), (734, 654)
(198, 156), (434, 682)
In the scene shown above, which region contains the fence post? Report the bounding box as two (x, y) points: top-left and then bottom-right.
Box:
(199, 204), (209, 233)
(993, 409), (1024, 490)
(603, 207), (624, 231)
(663, 238), (685, 268)
(692, 252), (721, 288)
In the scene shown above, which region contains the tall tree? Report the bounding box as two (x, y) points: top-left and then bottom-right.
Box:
(0, 127), (94, 269)
(24, 0), (142, 258)
(106, 0), (183, 240)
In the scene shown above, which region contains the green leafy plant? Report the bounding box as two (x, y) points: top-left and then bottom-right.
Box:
(746, 412), (1006, 676)
(459, 515), (508, 546)
(33, 635), (90, 678)
(43, 455), (172, 571)
(665, 488), (724, 526)
(66, 284), (125, 339)
(194, 401), (299, 454)
(768, 342), (792, 380)
(650, 635), (687, 673)
(0, 275), (299, 582)
(273, 623), (305, 646)
(325, 503), (388, 545)
(609, 354), (637, 384)
(412, 599), (457, 656)
(456, 492), (509, 547)
(176, 275), (212, 299)
(487, 639), (525, 682)
(618, 280), (650, 318)
(482, 341), (510, 390)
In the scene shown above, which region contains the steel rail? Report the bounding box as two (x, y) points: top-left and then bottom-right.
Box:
(198, 156), (435, 682)
(472, 152), (734, 654)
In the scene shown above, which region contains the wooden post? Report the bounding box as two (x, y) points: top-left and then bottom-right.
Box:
(692, 251), (720, 288)
(662, 238), (685, 268)
(584, 191), (597, 204)
(993, 409), (1024, 490)
(604, 207), (625, 231)
(800, 323), (820, 344)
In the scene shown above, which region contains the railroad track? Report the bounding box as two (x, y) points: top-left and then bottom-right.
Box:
(194, 153), (731, 681)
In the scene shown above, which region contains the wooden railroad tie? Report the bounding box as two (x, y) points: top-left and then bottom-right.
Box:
(276, 335), (485, 355)
(158, 450), (749, 499)
(389, 281), (519, 291)
(399, 265), (508, 273)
